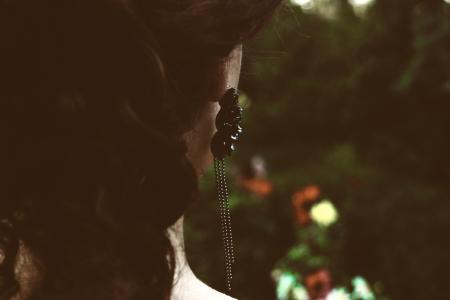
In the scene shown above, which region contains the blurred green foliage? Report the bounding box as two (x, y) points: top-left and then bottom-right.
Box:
(185, 1), (450, 299)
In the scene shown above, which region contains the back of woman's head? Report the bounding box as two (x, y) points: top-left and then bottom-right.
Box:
(0, 0), (281, 299)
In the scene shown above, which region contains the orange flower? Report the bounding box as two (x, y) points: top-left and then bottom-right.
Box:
(292, 185), (321, 226)
(239, 178), (273, 197)
(303, 185), (320, 201)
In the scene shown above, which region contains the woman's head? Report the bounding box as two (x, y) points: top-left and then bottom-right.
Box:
(0, 0), (281, 299)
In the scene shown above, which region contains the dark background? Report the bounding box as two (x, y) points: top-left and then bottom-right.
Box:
(185, 1), (450, 299)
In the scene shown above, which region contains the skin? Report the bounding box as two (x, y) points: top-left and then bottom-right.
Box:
(171, 45), (243, 300)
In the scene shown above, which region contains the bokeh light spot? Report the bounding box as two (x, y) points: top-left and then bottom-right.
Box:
(291, 0), (313, 6)
(311, 200), (338, 227)
(349, 0), (374, 6)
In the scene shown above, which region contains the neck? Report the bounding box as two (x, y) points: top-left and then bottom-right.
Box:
(169, 216), (203, 299)
(168, 217), (236, 300)
(168, 216), (192, 283)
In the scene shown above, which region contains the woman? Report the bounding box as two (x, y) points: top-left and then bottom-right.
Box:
(0, 0), (281, 299)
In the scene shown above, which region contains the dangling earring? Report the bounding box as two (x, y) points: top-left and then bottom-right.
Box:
(211, 88), (243, 294)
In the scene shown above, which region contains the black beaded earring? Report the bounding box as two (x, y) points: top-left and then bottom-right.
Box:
(211, 88), (243, 294)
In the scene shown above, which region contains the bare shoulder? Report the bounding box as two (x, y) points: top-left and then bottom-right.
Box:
(171, 267), (237, 300)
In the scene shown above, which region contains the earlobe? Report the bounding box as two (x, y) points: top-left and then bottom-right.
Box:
(208, 45), (242, 106)
(225, 45), (243, 91)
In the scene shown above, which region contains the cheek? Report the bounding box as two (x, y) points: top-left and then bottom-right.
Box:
(184, 102), (220, 177)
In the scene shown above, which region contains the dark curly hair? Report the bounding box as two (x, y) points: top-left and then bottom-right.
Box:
(0, 0), (281, 299)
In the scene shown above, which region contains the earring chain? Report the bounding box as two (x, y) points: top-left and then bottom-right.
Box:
(214, 157), (235, 293)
